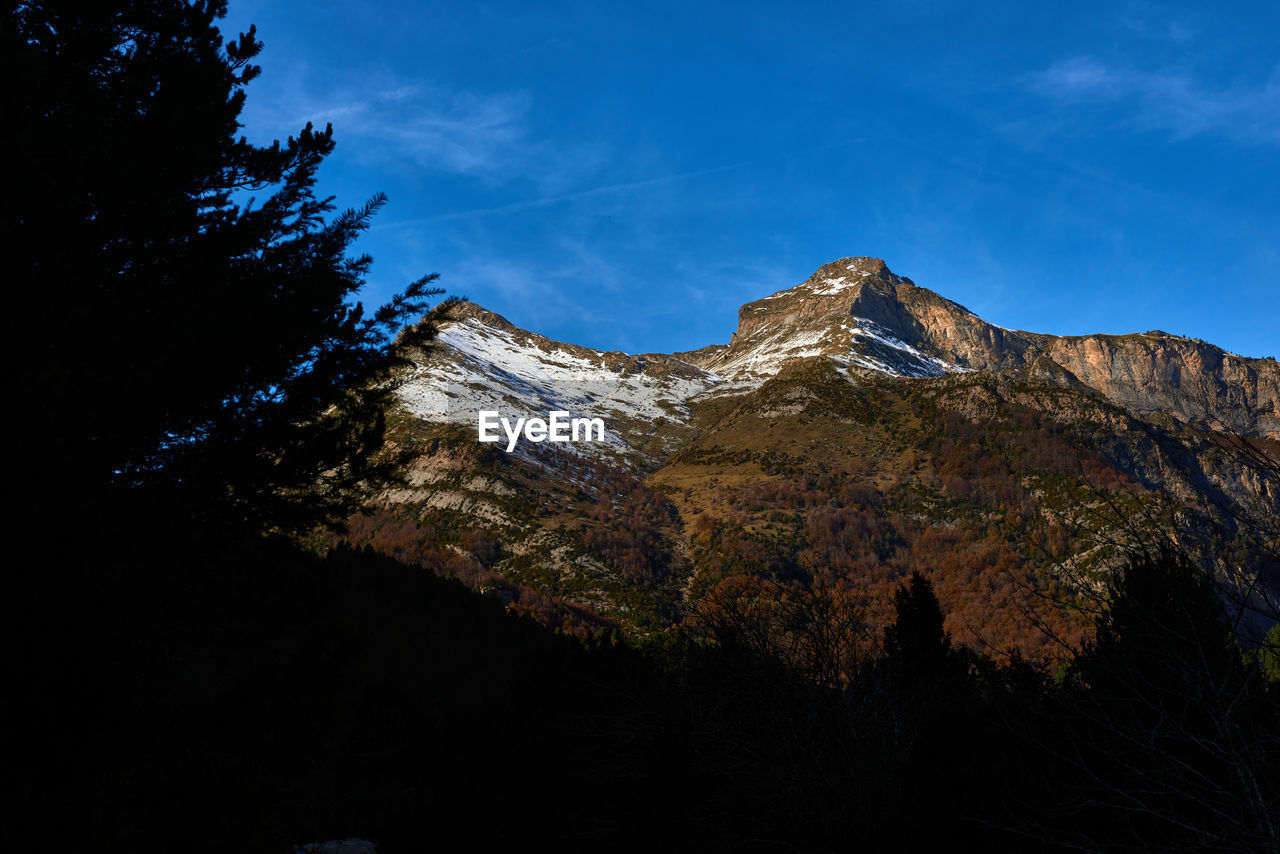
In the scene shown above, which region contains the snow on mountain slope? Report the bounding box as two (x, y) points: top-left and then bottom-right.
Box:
(396, 305), (720, 468)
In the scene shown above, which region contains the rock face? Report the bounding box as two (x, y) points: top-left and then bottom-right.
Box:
(675, 258), (980, 392)
(1031, 332), (1280, 438)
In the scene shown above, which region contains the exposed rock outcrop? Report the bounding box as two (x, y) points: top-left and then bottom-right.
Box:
(1031, 332), (1280, 438)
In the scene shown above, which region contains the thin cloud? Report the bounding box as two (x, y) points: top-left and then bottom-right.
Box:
(1029, 56), (1280, 145)
(238, 70), (535, 177)
(450, 257), (602, 330)
(425, 163), (742, 222)
(1118, 16), (1194, 43)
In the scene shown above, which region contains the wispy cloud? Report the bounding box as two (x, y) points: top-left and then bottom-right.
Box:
(425, 163), (741, 222)
(365, 85), (531, 175)
(448, 255), (606, 334)
(239, 70), (536, 177)
(1028, 56), (1280, 145)
(1117, 15), (1194, 43)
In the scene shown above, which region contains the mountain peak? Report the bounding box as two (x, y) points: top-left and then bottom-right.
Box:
(442, 300), (520, 332)
(676, 256), (1022, 389)
(759, 256), (904, 307)
(808, 255), (902, 286)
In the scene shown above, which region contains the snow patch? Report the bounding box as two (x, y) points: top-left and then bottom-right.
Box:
(841, 317), (974, 377)
(397, 317), (720, 466)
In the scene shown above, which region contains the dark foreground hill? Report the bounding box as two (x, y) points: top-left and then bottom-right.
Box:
(10, 497), (1279, 853)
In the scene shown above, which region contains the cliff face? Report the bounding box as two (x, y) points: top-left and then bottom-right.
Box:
(886, 282), (1039, 372)
(1032, 332), (1280, 438)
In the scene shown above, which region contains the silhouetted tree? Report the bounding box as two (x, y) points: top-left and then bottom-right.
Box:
(1079, 548), (1240, 711)
(883, 571), (955, 677)
(5, 0), (450, 532)
(1044, 549), (1280, 852)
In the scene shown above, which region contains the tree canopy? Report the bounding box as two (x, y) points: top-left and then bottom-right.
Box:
(5, 0), (448, 531)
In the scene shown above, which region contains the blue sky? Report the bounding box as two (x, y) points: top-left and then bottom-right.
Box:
(222, 1), (1278, 358)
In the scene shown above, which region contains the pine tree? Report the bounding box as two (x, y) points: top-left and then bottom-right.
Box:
(1079, 548), (1241, 712)
(5, 1), (450, 532)
(882, 571), (954, 677)
(1060, 549), (1280, 851)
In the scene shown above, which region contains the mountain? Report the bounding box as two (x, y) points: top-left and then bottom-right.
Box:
(676, 257), (1023, 386)
(343, 258), (1279, 653)
(395, 301), (717, 470)
(402, 257), (1277, 441)
(675, 256), (1277, 435)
